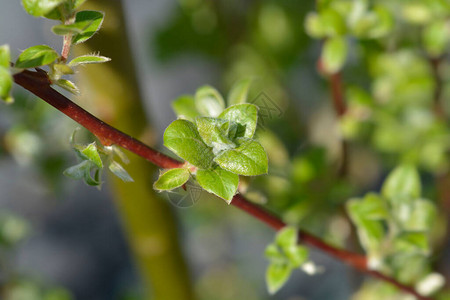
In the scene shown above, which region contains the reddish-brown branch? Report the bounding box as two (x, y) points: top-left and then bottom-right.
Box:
(329, 72), (347, 117)
(12, 69), (432, 300)
(329, 71), (348, 176)
(429, 57), (445, 120)
(13, 69), (183, 169)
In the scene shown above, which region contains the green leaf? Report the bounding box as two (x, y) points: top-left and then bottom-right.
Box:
(423, 20), (449, 57)
(402, 199), (436, 232)
(214, 139), (268, 176)
(347, 201), (386, 251)
(53, 63), (74, 75)
(219, 104), (258, 139)
(55, 79), (79, 95)
(51, 24), (84, 35)
(285, 246), (308, 268)
(68, 55), (111, 67)
(21, 0), (65, 17)
(0, 45), (10, 68)
(80, 142), (103, 168)
(382, 164), (421, 200)
(171, 95), (199, 121)
(352, 193), (389, 220)
(154, 168), (190, 191)
(265, 244), (285, 264)
(15, 45), (58, 69)
(195, 85), (225, 117)
(0, 67), (13, 103)
(228, 79), (251, 105)
(319, 8), (347, 36)
(72, 10), (105, 45)
(266, 263), (292, 294)
(163, 119), (215, 169)
(196, 167), (239, 203)
(195, 117), (234, 152)
(73, 0), (87, 9)
(109, 161), (133, 182)
(305, 12), (325, 38)
(394, 232), (429, 254)
(63, 160), (92, 179)
(275, 227), (297, 249)
(368, 5), (394, 38)
(321, 36), (347, 74)
(84, 166), (102, 186)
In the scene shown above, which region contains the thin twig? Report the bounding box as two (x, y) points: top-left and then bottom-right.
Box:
(12, 68), (433, 300)
(329, 71), (348, 176)
(13, 69), (183, 169)
(429, 57), (445, 120)
(60, 16), (75, 62)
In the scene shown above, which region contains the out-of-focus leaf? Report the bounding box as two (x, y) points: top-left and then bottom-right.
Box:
(382, 164), (421, 200)
(172, 95), (199, 121)
(228, 79), (252, 105)
(423, 20), (449, 57)
(195, 85), (225, 117)
(394, 232), (429, 254)
(321, 36), (347, 74)
(109, 161), (133, 182)
(22, 0), (65, 17)
(266, 263), (292, 295)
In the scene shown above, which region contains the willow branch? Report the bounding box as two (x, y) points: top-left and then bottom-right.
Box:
(12, 69), (433, 300)
(429, 57), (445, 120)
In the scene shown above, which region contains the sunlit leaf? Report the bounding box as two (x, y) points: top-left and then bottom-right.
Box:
(0, 45), (10, 68)
(56, 79), (79, 95)
(382, 164), (421, 200)
(164, 119), (215, 169)
(219, 104), (258, 139)
(195, 117), (234, 152)
(0, 67), (13, 103)
(21, 0), (65, 17)
(15, 45), (58, 69)
(72, 10), (105, 44)
(172, 95), (199, 121)
(266, 263), (292, 294)
(80, 142), (103, 168)
(321, 36), (347, 74)
(228, 78), (252, 105)
(68, 55), (111, 67)
(196, 167), (239, 202)
(154, 168), (190, 191)
(214, 139), (268, 176)
(195, 85), (225, 117)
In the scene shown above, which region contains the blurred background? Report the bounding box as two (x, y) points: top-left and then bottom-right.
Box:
(0, 0), (450, 299)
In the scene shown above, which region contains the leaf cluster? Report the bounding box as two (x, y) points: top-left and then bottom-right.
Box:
(305, 0), (394, 73)
(0, 0), (111, 102)
(347, 165), (437, 285)
(64, 131), (133, 187)
(264, 227), (311, 294)
(154, 81), (268, 203)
